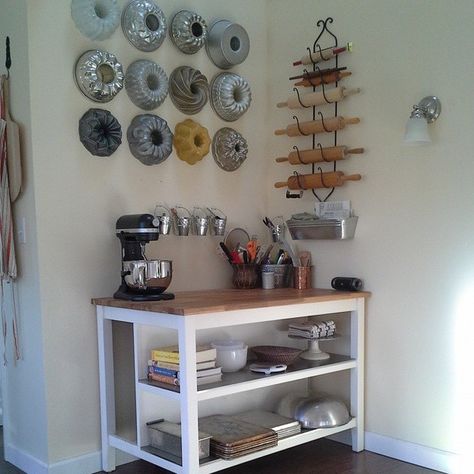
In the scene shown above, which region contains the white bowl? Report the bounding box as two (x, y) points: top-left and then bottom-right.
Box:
(211, 339), (245, 350)
(214, 344), (248, 372)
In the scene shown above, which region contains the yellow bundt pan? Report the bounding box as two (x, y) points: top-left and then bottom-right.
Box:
(174, 119), (211, 165)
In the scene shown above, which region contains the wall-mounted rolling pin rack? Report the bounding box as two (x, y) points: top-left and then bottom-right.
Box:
(274, 17), (364, 201)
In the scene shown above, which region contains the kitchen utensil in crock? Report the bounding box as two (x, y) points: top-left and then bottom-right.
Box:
(224, 227), (250, 253)
(232, 263), (258, 289)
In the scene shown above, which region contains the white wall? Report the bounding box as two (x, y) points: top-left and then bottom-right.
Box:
(267, 0), (474, 460)
(2, 0), (474, 470)
(0, 0), (49, 465)
(25, 0), (268, 464)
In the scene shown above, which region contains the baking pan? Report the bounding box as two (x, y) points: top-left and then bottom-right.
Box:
(147, 420), (211, 460)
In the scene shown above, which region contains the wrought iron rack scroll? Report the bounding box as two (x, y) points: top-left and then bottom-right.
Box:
(288, 17), (344, 202)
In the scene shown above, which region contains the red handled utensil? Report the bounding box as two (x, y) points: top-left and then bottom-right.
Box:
(246, 240), (258, 262)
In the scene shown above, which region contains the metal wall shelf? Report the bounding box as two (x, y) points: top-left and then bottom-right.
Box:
(287, 216), (358, 240)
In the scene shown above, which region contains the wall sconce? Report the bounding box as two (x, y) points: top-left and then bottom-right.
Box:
(403, 96), (441, 145)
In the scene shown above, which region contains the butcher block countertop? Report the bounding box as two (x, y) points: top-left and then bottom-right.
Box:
(92, 288), (370, 316)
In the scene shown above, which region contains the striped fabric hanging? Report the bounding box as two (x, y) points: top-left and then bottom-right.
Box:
(0, 74), (19, 362)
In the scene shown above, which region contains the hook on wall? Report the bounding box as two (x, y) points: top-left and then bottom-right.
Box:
(5, 36), (11, 78)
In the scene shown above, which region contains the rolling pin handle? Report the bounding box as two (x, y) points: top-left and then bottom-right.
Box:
(276, 102), (287, 108)
(347, 147), (364, 154)
(274, 129), (286, 136)
(275, 157), (288, 163)
(274, 182), (288, 188)
(342, 174), (362, 182)
(344, 117), (361, 125)
(343, 87), (361, 97)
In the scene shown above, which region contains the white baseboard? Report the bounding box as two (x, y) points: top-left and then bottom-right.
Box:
(5, 442), (136, 474)
(5, 443), (48, 474)
(329, 430), (455, 473)
(364, 431), (455, 473)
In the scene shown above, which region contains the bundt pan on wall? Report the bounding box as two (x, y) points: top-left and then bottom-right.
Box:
(210, 72), (252, 122)
(79, 108), (122, 157)
(74, 49), (124, 103)
(206, 19), (250, 69)
(71, 0), (121, 41)
(169, 10), (208, 54)
(121, 0), (167, 52)
(212, 127), (248, 172)
(169, 66), (208, 115)
(127, 114), (173, 166)
(125, 60), (168, 110)
(174, 119), (211, 165)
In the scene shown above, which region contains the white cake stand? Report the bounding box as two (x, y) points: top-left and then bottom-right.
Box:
(289, 335), (338, 360)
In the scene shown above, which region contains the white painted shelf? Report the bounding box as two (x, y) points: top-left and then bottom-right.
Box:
(94, 288), (368, 473)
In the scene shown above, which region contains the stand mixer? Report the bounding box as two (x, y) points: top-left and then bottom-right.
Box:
(113, 214), (174, 301)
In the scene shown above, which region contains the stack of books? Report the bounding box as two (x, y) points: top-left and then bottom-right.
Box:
(147, 344), (222, 389)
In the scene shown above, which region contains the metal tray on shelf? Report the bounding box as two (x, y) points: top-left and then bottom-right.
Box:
(286, 216), (358, 240)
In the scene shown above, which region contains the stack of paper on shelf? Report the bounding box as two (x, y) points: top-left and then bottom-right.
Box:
(147, 344), (221, 388)
(199, 415), (278, 460)
(232, 410), (301, 439)
(288, 320), (336, 339)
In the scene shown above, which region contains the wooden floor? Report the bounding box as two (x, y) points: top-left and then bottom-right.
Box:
(96, 439), (442, 474)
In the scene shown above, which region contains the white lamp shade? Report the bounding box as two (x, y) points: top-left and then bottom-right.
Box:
(404, 116), (431, 145)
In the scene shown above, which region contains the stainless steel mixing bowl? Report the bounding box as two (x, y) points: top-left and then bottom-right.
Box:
(123, 260), (172, 292)
(294, 396), (350, 429)
(276, 393), (350, 429)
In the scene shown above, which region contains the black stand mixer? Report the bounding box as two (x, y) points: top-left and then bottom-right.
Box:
(113, 214), (175, 301)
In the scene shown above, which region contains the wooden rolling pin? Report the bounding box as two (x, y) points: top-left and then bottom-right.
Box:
(293, 45), (349, 66)
(275, 171), (361, 190)
(275, 116), (360, 137)
(277, 86), (360, 109)
(276, 146), (364, 164)
(294, 71), (351, 88)
(289, 67), (346, 81)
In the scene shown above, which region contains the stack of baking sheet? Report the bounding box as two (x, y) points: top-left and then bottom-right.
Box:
(288, 320), (336, 339)
(232, 410), (301, 439)
(199, 415), (278, 460)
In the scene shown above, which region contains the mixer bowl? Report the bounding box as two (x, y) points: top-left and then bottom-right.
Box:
(123, 260), (172, 292)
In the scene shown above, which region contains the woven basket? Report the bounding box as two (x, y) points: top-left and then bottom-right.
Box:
(251, 345), (302, 365)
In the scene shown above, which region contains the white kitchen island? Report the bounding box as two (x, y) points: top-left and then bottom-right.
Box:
(93, 287), (370, 473)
